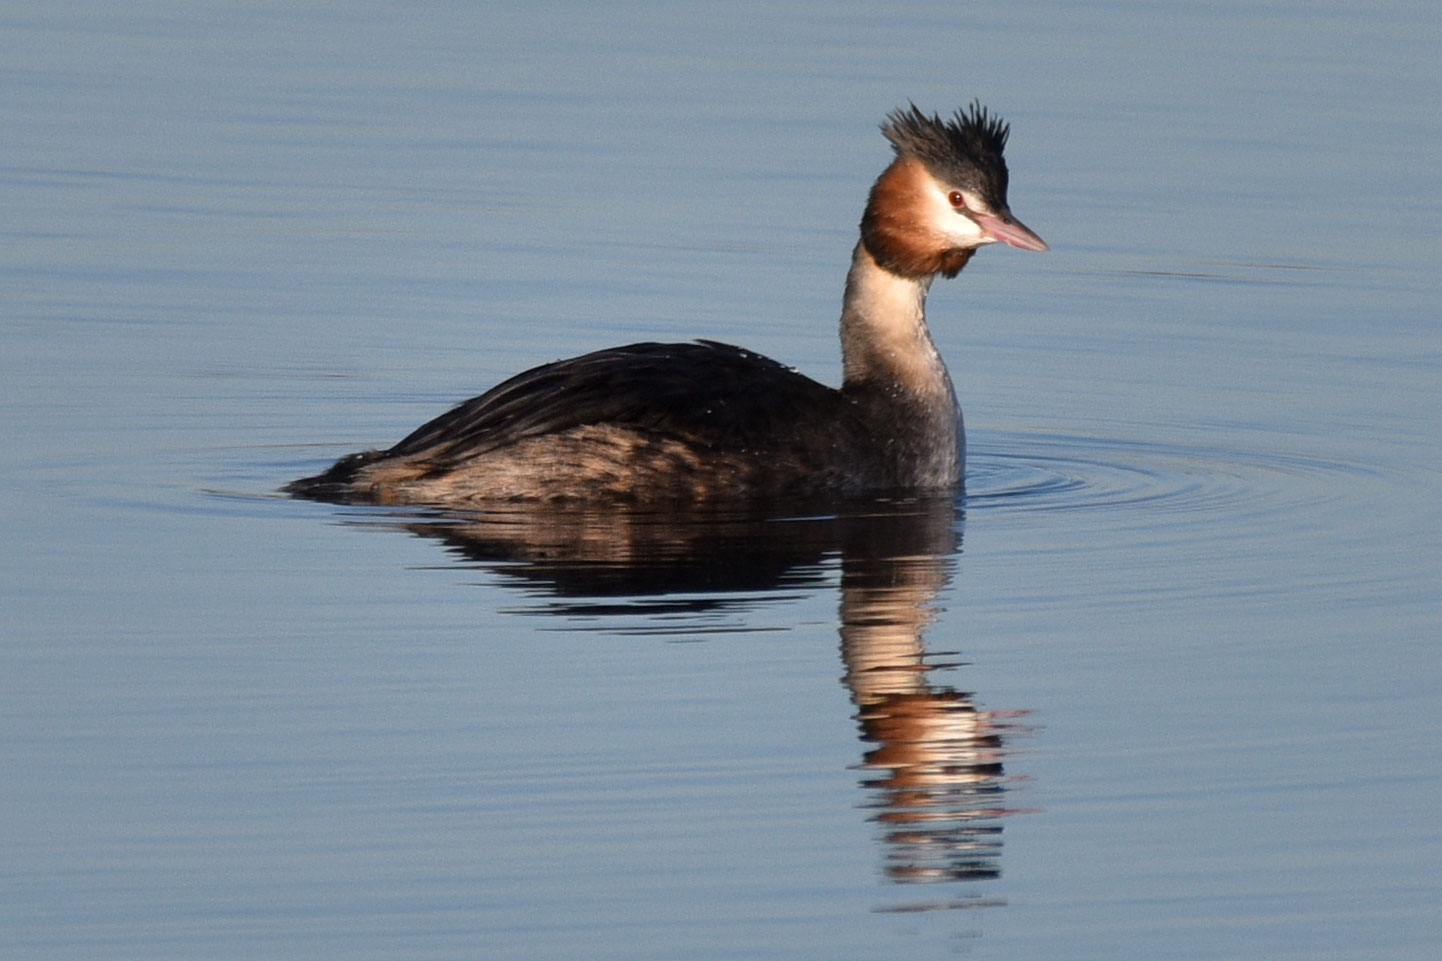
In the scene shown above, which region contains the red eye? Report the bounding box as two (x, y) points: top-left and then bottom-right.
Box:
(947, 190), (966, 208)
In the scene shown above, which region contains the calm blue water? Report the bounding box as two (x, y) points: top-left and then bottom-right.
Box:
(3, 2), (1439, 959)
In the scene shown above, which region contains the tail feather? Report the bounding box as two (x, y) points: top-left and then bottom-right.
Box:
(283, 449), (386, 502)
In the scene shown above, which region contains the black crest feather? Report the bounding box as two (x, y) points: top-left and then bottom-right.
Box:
(880, 100), (1012, 204)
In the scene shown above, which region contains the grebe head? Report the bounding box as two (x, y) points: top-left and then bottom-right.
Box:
(862, 102), (1047, 279)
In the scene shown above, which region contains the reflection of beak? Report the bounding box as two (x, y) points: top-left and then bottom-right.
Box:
(972, 210), (1049, 252)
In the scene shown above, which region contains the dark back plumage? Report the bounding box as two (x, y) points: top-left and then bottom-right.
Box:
(286, 339), (940, 501)
(385, 340), (864, 467)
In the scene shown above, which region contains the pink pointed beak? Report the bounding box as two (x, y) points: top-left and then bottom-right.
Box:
(973, 210), (1048, 252)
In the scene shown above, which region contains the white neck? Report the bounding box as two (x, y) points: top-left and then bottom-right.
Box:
(840, 242), (950, 400)
(838, 241), (964, 486)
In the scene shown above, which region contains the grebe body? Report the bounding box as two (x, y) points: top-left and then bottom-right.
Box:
(287, 103), (1046, 506)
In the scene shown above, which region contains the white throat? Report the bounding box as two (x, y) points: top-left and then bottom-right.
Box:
(840, 242), (947, 397)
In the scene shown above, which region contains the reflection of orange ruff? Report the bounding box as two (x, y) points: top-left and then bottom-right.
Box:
(830, 492), (1035, 890)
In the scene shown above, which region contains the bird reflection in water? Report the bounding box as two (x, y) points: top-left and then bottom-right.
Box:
(835, 505), (1032, 908)
(341, 493), (1032, 906)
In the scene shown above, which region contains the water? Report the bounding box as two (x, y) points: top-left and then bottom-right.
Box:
(3, 2), (1439, 959)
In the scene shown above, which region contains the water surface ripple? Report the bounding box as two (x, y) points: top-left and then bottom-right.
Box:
(966, 430), (1375, 520)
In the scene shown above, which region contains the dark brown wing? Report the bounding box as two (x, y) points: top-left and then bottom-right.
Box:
(384, 340), (864, 467)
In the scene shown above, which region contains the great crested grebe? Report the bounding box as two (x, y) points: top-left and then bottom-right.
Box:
(286, 102), (1046, 506)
